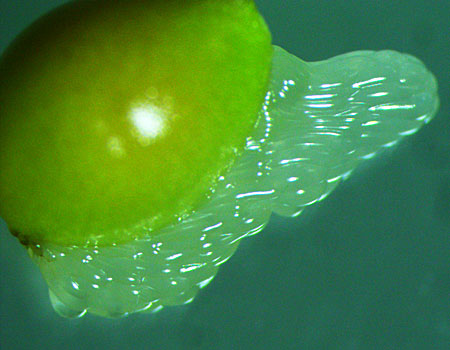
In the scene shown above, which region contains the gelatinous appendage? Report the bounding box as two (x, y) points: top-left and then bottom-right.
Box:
(28, 46), (438, 318)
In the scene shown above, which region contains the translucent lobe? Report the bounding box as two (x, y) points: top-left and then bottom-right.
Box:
(0, 0), (273, 246)
(30, 46), (438, 318)
(264, 47), (439, 216)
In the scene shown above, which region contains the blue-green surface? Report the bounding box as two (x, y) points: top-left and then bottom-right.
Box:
(1, 1), (449, 349)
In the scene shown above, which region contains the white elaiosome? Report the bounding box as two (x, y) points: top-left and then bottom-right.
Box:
(28, 46), (439, 318)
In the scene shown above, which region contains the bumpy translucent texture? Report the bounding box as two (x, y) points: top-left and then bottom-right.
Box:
(27, 46), (438, 318)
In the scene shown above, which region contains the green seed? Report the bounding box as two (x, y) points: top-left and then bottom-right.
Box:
(0, 0), (272, 246)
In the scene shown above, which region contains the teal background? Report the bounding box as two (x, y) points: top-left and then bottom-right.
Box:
(1, 1), (449, 349)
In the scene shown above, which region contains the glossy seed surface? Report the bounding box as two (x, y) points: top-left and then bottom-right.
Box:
(0, 0), (273, 246)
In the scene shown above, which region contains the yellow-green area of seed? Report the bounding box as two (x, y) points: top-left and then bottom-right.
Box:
(0, 0), (273, 246)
